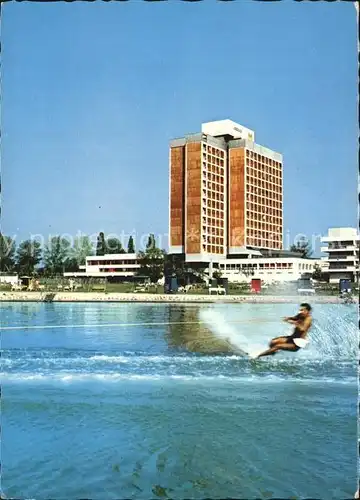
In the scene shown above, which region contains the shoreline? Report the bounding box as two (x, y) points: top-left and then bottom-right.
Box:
(0, 291), (353, 304)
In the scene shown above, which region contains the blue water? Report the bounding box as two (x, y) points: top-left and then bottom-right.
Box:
(1, 302), (358, 499)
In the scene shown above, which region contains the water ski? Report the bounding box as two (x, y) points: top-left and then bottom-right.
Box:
(225, 338), (258, 358)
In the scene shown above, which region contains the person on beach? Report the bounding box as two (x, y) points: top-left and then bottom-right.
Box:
(254, 303), (312, 359)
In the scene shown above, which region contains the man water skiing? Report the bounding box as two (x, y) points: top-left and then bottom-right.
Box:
(254, 303), (312, 359)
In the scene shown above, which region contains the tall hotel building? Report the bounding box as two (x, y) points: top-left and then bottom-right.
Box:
(169, 119), (283, 263)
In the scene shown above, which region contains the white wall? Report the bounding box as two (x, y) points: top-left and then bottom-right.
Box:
(218, 258), (320, 284)
(321, 227), (359, 243)
(202, 120), (255, 142)
(0, 275), (19, 285)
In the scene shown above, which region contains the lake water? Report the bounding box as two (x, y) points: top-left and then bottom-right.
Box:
(1, 301), (358, 499)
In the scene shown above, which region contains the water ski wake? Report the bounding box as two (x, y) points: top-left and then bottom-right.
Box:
(199, 309), (265, 358)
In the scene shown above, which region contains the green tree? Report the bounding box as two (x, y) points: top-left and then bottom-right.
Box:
(312, 264), (322, 281)
(64, 257), (79, 273)
(71, 236), (94, 266)
(213, 269), (222, 281)
(164, 254), (206, 285)
(0, 234), (16, 272)
(138, 235), (166, 283)
(15, 239), (42, 276)
(146, 234), (156, 251)
(106, 237), (125, 254)
(127, 235), (135, 254)
(96, 232), (107, 256)
(290, 237), (312, 258)
(44, 236), (71, 275)
(312, 263), (329, 282)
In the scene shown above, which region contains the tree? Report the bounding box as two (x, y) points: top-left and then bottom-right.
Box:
(146, 234), (156, 251)
(290, 237), (312, 258)
(15, 239), (42, 276)
(312, 264), (322, 281)
(71, 236), (94, 266)
(43, 236), (71, 275)
(127, 235), (135, 254)
(63, 257), (79, 273)
(138, 235), (166, 283)
(164, 254), (206, 285)
(96, 232), (107, 256)
(0, 234), (16, 272)
(106, 237), (125, 254)
(312, 263), (329, 283)
(164, 254), (184, 279)
(213, 269), (222, 281)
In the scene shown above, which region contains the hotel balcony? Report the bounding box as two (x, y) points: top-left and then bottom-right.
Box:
(322, 256), (357, 262)
(320, 245), (357, 253)
(328, 266), (357, 272)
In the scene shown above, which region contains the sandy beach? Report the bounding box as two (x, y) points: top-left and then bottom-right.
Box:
(0, 291), (352, 304)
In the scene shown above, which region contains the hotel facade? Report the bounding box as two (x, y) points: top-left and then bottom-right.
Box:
(169, 119), (283, 264)
(321, 227), (359, 284)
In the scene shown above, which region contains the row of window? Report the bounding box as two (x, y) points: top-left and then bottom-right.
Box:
(203, 176), (225, 187)
(202, 217), (225, 229)
(220, 263), (294, 270)
(203, 225), (224, 235)
(203, 162), (225, 172)
(205, 190), (225, 202)
(246, 176), (282, 194)
(247, 228), (282, 236)
(202, 208), (225, 221)
(247, 206), (282, 216)
(203, 236), (224, 246)
(247, 185), (282, 201)
(247, 165), (282, 177)
(247, 231), (282, 239)
(247, 195), (282, 207)
(247, 240), (282, 249)
(203, 144), (225, 158)
(203, 171), (224, 182)
(246, 150), (281, 168)
(98, 268), (138, 273)
(203, 199), (224, 211)
(246, 160), (282, 174)
(327, 243), (359, 249)
(203, 154), (225, 166)
(88, 261), (139, 266)
(246, 201), (282, 211)
(247, 214), (282, 224)
(203, 181), (225, 192)
(202, 245), (224, 254)
(200, 144), (281, 166)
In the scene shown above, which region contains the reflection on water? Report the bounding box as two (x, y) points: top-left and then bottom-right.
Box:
(165, 305), (239, 355)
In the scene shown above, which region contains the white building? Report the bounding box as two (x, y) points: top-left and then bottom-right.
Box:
(216, 256), (321, 284)
(321, 227), (359, 284)
(64, 253), (141, 279)
(0, 274), (19, 286)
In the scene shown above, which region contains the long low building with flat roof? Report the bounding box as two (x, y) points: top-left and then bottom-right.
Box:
(64, 253), (141, 279)
(216, 256), (322, 283)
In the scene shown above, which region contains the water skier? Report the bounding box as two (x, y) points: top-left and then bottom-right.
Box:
(255, 303), (312, 359)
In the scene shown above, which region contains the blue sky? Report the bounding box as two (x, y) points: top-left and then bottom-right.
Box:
(2, 1), (357, 254)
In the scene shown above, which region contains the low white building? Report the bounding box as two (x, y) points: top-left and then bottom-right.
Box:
(216, 257), (321, 284)
(321, 227), (359, 284)
(64, 253), (141, 279)
(0, 274), (19, 286)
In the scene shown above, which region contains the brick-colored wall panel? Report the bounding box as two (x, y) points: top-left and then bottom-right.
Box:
(186, 142), (202, 254)
(229, 148), (245, 248)
(170, 146), (185, 247)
